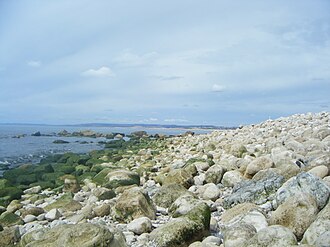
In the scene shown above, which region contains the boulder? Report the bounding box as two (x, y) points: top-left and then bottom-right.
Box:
(20, 223), (127, 247)
(221, 170), (245, 187)
(0, 211), (23, 227)
(269, 193), (318, 239)
(307, 165), (328, 179)
(204, 165), (225, 184)
(244, 156), (273, 178)
(302, 200), (330, 246)
(0, 226), (20, 247)
(223, 223), (257, 247)
(105, 169), (140, 188)
(221, 203), (258, 224)
(149, 198), (210, 246)
(197, 183), (221, 201)
(62, 175), (81, 193)
(152, 183), (188, 208)
(127, 217), (152, 235)
(23, 185), (42, 194)
(93, 204), (110, 217)
(114, 187), (156, 222)
(274, 172), (330, 210)
(163, 169), (193, 188)
(45, 208), (62, 221)
(223, 170), (284, 208)
(243, 225), (297, 247)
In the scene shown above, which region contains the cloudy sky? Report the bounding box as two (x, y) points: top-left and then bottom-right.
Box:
(0, 0), (329, 126)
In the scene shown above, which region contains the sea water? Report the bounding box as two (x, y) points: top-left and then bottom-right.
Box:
(0, 124), (211, 173)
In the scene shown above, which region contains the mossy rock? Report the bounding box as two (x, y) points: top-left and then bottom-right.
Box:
(93, 168), (114, 185)
(75, 165), (90, 174)
(105, 169), (140, 189)
(51, 163), (75, 174)
(153, 183), (188, 208)
(16, 174), (38, 185)
(39, 154), (62, 164)
(77, 172), (97, 183)
(3, 164), (34, 183)
(0, 187), (23, 207)
(29, 181), (55, 190)
(41, 172), (65, 186)
(0, 179), (10, 189)
(44, 192), (74, 211)
(32, 164), (54, 174)
(104, 140), (126, 149)
(85, 158), (103, 167)
(0, 212), (23, 227)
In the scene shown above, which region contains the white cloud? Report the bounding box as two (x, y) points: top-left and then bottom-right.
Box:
(212, 84), (226, 92)
(27, 60), (41, 67)
(81, 66), (115, 77)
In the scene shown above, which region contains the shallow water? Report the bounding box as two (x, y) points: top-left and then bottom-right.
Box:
(0, 124), (211, 173)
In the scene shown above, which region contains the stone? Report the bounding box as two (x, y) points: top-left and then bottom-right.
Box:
(93, 204), (110, 217)
(45, 208), (61, 221)
(92, 187), (116, 200)
(127, 217), (152, 235)
(20, 207), (45, 217)
(23, 214), (37, 223)
(20, 223), (127, 247)
(163, 168), (193, 189)
(221, 203), (258, 224)
(227, 210), (268, 232)
(223, 170), (284, 208)
(0, 211), (23, 227)
(149, 200), (210, 247)
(62, 176), (81, 193)
(269, 193), (318, 239)
(114, 187), (156, 223)
(244, 156), (273, 178)
(243, 225), (297, 247)
(200, 183), (221, 201)
(23, 186), (42, 194)
(308, 165), (328, 179)
(205, 165), (225, 184)
(7, 199), (23, 213)
(302, 200), (330, 246)
(202, 236), (221, 245)
(106, 169), (140, 188)
(152, 183), (187, 208)
(230, 144), (247, 158)
(221, 170), (245, 187)
(193, 161), (210, 172)
(0, 226), (20, 247)
(223, 223), (257, 247)
(274, 172), (330, 210)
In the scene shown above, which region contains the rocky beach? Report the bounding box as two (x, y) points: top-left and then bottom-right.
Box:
(0, 111), (329, 247)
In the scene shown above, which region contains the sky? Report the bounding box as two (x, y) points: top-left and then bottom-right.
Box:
(0, 0), (329, 126)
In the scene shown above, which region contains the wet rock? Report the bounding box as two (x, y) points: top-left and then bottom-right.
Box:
(0, 211), (23, 227)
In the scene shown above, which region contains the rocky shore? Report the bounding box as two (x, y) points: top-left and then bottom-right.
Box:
(0, 112), (329, 247)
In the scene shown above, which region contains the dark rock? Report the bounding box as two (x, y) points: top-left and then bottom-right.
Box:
(53, 139), (70, 144)
(223, 170), (285, 208)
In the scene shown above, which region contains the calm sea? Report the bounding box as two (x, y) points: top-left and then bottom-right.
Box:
(0, 124), (211, 173)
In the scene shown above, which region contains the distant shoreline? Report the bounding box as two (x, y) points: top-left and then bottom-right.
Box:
(0, 122), (236, 130)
